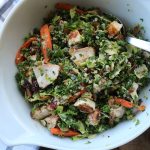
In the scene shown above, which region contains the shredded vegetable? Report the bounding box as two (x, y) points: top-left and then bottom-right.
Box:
(15, 3), (150, 139)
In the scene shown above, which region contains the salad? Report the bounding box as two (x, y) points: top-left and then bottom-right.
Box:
(15, 3), (150, 139)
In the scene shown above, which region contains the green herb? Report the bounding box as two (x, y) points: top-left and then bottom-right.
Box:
(15, 4), (150, 140)
(102, 105), (110, 113)
(70, 8), (76, 19)
(140, 18), (144, 22)
(133, 118), (140, 126)
(55, 106), (64, 114)
(85, 141), (91, 144)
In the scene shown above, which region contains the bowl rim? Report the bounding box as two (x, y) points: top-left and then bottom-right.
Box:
(0, 0), (150, 150)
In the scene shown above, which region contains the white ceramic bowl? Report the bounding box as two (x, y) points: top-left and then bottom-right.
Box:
(0, 0), (150, 150)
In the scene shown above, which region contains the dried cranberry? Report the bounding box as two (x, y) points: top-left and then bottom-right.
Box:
(23, 80), (33, 96)
(23, 79), (32, 89)
(31, 78), (39, 93)
(50, 101), (57, 109)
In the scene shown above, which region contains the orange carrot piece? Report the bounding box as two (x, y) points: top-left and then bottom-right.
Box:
(115, 98), (134, 108)
(15, 51), (25, 65)
(50, 128), (79, 137)
(68, 89), (86, 102)
(40, 24), (52, 63)
(138, 105), (146, 111)
(15, 37), (37, 64)
(76, 9), (85, 14)
(55, 2), (84, 14)
(55, 3), (74, 10)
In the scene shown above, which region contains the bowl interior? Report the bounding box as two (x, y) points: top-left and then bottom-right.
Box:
(0, 0), (150, 150)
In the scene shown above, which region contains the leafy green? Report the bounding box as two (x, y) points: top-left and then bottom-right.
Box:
(55, 106), (64, 114)
(70, 8), (76, 19)
(15, 4), (150, 139)
(57, 107), (86, 134)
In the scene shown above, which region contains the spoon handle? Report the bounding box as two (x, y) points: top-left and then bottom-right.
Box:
(127, 37), (150, 52)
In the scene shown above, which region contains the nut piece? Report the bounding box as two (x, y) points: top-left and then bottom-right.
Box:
(107, 21), (123, 37)
(68, 30), (82, 46)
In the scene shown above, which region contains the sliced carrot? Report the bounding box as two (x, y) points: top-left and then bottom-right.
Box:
(15, 37), (37, 64)
(15, 51), (25, 65)
(138, 105), (146, 111)
(68, 89), (86, 102)
(115, 98), (134, 108)
(40, 24), (52, 63)
(55, 3), (74, 11)
(55, 2), (84, 14)
(50, 128), (79, 137)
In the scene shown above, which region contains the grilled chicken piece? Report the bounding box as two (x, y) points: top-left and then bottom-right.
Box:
(40, 115), (59, 129)
(88, 109), (100, 126)
(129, 82), (139, 100)
(109, 106), (125, 125)
(31, 105), (54, 120)
(108, 97), (125, 125)
(134, 64), (148, 79)
(107, 21), (123, 37)
(68, 30), (82, 46)
(33, 63), (60, 89)
(68, 89), (86, 103)
(110, 106), (125, 119)
(69, 47), (95, 66)
(74, 98), (96, 113)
